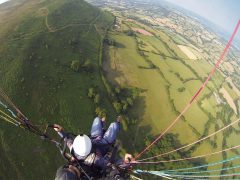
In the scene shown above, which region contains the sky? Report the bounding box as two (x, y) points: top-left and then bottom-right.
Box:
(0, 0), (9, 4)
(165, 0), (240, 34)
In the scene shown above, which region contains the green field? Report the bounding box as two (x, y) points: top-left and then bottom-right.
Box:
(223, 82), (239, 100)
(103, 14), (240, 173)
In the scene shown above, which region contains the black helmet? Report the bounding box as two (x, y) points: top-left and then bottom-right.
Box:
(55, 166), (79, 180)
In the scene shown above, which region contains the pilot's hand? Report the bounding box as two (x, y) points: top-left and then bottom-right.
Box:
(124, 153), (135, 163)
(102, 117), (106, 122)
(53, 124), (63, 132)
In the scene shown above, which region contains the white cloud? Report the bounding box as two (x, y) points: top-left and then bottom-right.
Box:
(0, 0), (9, 5)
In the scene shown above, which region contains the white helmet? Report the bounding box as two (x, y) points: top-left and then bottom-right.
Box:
(71, 134), (92, 157)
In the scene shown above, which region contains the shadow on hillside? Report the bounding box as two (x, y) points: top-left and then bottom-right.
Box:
(138, 65), (156, 69)
(115, 42), (126, 48)
(119, 94), (154, 154)
(102, 44), (126, 86)
(102, 43), (151, 153)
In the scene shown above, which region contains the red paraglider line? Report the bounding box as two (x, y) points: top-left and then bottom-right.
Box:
(136, 19), (240, 160)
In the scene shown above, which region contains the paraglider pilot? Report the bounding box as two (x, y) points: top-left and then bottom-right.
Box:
(54, 116), (134, 179)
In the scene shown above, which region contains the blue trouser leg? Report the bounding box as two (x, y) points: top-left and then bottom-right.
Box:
(92, 122), (120, 145)
(91, 117), (104, 138)
(92, 121), (120, 156)
(103, 122), (120, 144)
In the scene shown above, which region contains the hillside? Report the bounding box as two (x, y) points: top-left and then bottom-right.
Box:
(0, 0), (114, 179)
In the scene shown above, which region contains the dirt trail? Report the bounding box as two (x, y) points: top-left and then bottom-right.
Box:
(8, 8), (101, 42)
(40, 7), (100, 33)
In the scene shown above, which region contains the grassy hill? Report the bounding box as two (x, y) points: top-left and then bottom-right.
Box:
(0, 0), (115, 179)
